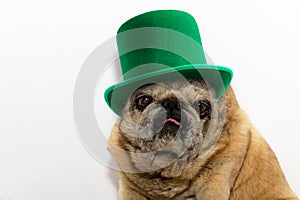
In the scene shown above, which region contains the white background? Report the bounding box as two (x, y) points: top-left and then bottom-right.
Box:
(1, 0), (300, 199)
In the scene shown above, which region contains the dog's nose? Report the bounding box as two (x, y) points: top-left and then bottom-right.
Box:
(161, 99), (180, 111)
(160, 99), (182, 125)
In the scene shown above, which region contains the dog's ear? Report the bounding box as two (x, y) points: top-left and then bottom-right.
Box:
(108, 119), (121, 148)
(224, 86), (239, 116)
(107, 119), (137, 172)
(107, 119), (122, 165)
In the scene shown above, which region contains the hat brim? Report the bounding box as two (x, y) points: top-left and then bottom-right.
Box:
(104, 64), (233, 116)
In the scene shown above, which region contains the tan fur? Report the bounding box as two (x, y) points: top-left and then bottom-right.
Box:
(108, 86), (298, 200)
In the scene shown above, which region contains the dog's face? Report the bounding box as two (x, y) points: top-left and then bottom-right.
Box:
(117, 79), (227, 176)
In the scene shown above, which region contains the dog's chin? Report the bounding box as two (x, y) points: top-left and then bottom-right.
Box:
(140, 124), (199, 178)
(129, 118), (202, 176)
(156, 122), (180, 140)
(138, 114), (189, 153)
(135, 122), (182, 154)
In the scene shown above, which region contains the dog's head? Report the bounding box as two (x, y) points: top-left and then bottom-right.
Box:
(110, 79), (235, 176)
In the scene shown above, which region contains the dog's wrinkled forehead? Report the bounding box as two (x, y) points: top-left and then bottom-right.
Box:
(131, 79), (213, 101)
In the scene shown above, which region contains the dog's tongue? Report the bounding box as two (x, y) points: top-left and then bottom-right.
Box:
(164, 118), (181, 126)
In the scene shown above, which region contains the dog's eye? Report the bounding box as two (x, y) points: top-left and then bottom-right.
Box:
(135, 95), (153, 111)
(198, 100), (211, 119)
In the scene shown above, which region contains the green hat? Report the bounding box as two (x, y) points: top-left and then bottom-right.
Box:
(104, 10), (233, 116)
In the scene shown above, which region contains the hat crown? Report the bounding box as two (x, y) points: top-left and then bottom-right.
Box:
(118, 10), (202, 43)
(116, 10), (207, 78)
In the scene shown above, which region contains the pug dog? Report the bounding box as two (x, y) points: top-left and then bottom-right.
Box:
(108, 79), (297, 200)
